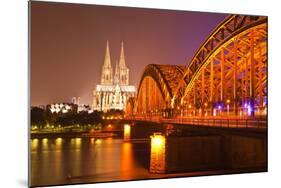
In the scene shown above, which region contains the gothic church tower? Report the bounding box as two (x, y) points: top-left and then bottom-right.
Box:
(114, 60), (120, 85)
(118, 42), (129, 85)
(101, 41), (113, 85)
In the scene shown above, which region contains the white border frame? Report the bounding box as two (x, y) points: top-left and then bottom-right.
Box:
(1, 0), (280, 188)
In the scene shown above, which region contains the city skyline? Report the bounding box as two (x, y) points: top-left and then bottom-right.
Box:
(31, 1), (227, 106)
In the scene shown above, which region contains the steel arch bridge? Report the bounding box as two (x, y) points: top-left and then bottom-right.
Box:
(127, 15), (267, 121)
(131, 64), (186, 117)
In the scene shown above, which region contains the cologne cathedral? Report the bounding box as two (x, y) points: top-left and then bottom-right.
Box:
(92, 41), (136, 112)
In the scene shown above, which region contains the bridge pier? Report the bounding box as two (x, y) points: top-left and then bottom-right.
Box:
(149, 130), (267, 174)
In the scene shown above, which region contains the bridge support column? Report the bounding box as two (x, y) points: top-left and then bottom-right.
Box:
(233, 40), (238, 116)
(244, 57), (249, 113)
(220, 48), (225, 103)
(193, 82), (197, 116)
(250, 29), (255, 117)
(201, 68), (205, 116)
(258, 43), (264, 114)
(210, 59), (214, 117)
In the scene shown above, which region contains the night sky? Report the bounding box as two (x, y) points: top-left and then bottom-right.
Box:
(31, 1), (228, 106)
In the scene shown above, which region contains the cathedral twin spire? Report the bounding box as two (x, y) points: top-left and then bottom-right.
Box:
(101, 41), (129, 85)
(101, 41), (113, 85)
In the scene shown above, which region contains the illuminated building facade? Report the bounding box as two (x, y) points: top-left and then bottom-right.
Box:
(92, 41), (136, 112)
(47, 103), (78, 114)
(72, 96), (92, 113)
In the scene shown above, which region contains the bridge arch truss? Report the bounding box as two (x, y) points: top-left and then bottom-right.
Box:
(127, 15), (267, 119)
(134, 64), (186, 117)
(172, 15), (267, 117)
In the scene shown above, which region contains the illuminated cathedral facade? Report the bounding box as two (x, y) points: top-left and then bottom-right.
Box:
(92, 41), (136, 112)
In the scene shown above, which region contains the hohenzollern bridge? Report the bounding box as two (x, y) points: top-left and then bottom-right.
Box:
(125, 15), (267, 129)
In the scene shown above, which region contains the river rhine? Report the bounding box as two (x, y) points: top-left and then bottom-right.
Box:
(30, 136), (159, 186)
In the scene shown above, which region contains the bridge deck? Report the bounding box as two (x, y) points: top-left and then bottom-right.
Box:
(126, 117), (267, 130)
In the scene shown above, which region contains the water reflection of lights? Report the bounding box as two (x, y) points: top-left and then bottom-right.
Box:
(106, 137), (113, 144)
(70, 138), (82, 148)
(55, 138), (63, 149)
(54, 138), (63, 175)
(90, 138), (95, 144)
(95, 139), (102, 145)
(121, 142), (133, 177)
(75, 138), (81, 145)
(31, 139), (39, 149)
(42, 138), (49, 150)
(150, 133), (166, 173)
(42, 138), (48, 144)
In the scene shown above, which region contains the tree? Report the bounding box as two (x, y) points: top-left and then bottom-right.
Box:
(31, 107), (46, 128)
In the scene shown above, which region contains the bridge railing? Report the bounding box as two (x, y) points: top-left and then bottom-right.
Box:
(125, 116), (267, 129)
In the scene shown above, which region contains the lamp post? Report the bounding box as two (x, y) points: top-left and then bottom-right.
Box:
(188, 104), (192, 117)
(218, 105), (222, 116)
(226, 99), (230, 116)
(204, 102), (208, 117)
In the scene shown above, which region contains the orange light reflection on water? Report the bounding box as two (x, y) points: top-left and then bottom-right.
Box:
(95, 139), (102, 145)
(55, 138), (63, 149)
(90, 138), (95, 145)
(31, 139), (39, 150)
(54, 138), (63, 177)
(150, 134), (166, 173)
(121, 142), (133, 179)
(42, 138), (49, 150)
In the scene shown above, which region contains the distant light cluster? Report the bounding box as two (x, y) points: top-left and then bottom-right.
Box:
(78, 104), (92, 113)
(49, 103), (73, 114)
(47, 100), (94, 114)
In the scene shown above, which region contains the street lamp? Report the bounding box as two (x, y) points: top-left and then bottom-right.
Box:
(226, 99), (230, 116)
(217, 104), (223, 116)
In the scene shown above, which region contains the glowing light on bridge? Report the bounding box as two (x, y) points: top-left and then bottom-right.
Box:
(247, 105), (253, 116)
(150, 133), (166, 173)
(90, 138), (95, 144)
(107, 124), (112, 129)
(124, 124), (131, 141)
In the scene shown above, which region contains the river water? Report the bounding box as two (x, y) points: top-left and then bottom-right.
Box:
(30, 123), (266, 186)
(30, 137), (154, 186)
